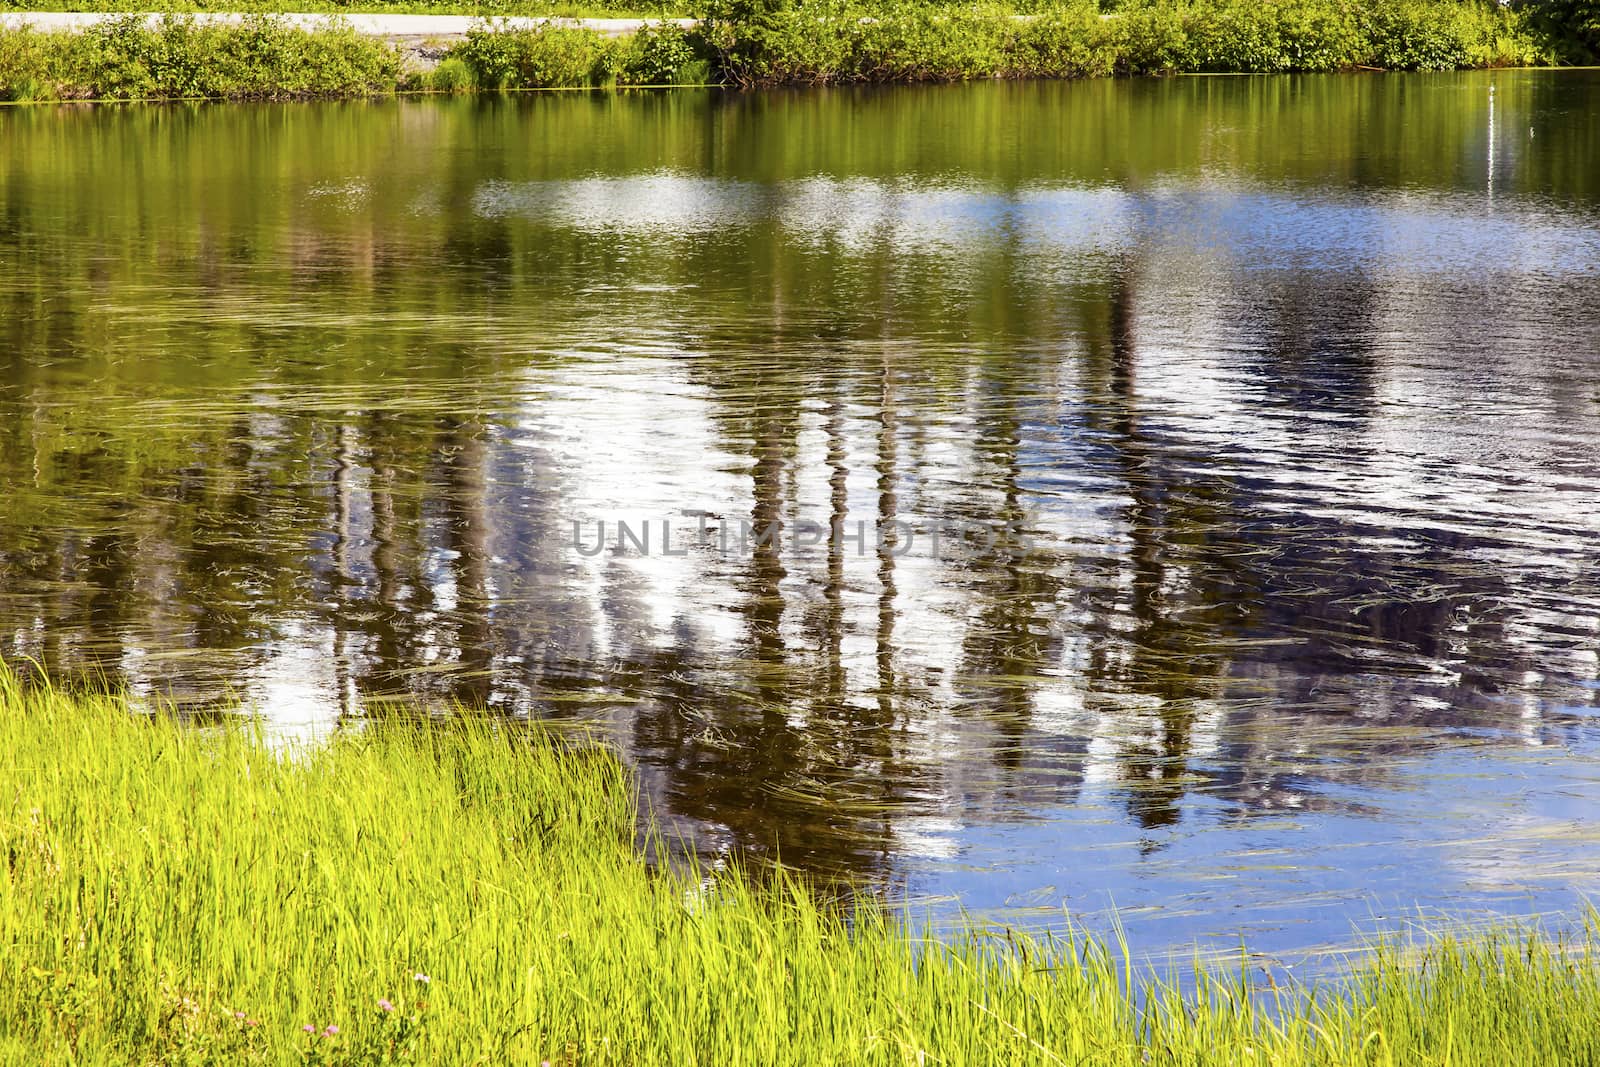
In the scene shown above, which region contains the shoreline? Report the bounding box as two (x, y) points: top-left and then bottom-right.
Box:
(0, 1), (1588, 100)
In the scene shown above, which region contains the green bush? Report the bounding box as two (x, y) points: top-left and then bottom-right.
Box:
(704, 0), (1109, 85)
(0, 28), (51, 100)
(1361, 0), (1472, 69)
(700, 0), (858, 85)
(1009, 7), (1119, 78)
(615, 23), (710, 83)
(1471, 4), (1548, 63)
(0, 0), (1569, 101)
(1110, 2), (1194, 72)
(0, 29), (45, 99)
(697, 0), (1548, 86)
(1513, 0), (1600, 60)
(1276, 0), (1368, 70)
(1155, 0), (1369, 73)
(0, 16), (405, 100)
(453, 21), (614, 87)
(877, 7), (1018, 80)
(428, 53), (475, 90)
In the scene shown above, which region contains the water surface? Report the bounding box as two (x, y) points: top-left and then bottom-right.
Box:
(4, 71), (1600, 962)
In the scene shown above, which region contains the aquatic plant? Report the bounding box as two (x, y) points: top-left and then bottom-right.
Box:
(3, 666), (1600, 1064)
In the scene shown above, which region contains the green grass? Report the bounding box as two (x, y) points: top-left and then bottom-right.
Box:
(4, 666), (1600, 1064)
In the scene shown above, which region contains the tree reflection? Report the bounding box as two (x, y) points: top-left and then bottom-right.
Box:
(1, 78), (1599, 889)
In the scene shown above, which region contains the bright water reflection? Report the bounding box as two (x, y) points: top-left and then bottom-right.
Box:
(2, 71), (1599, 961)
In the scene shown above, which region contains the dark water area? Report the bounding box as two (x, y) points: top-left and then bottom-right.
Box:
(3, 71), (1600, 963)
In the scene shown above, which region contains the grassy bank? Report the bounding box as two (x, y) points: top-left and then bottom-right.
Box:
(0, 0), (1594, 101)
(0, 17), (408, 98)
(3, 669), (1600, 1064)
(0, 16), (713, 98)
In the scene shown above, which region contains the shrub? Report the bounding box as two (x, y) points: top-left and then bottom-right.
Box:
(0, 0), (1570, 100)
(852, 6), (1013, 81)
(1361, 0), (1474, 69)
(0, 16), (404, 101)
(0, 28), (53, 100)
(700, 0), (860, 85)
(201, 17), (404, 96)
(1156, 0), (1370, 73)
(1513, 0), (1600, 60)
(1008, 7), (1120, 78)
(615, 23), (710, 83)
(453, 22), (614, 88)
(1276, 0), (1368, 71)
(1103, 2), (1192, 73)
(428, 53), (476, 90)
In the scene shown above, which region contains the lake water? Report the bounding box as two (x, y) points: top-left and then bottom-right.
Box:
(3, 71), (1599, 966)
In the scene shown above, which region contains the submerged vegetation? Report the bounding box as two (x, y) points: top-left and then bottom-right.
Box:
(0, 0), (1595, 100)
(2, 668), (1600, 1064)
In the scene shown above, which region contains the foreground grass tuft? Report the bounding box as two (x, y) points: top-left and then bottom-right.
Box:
(3, 667), (1600, 1064)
